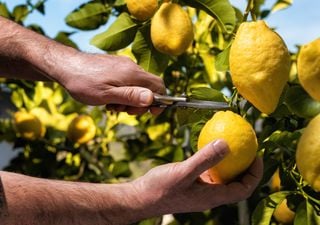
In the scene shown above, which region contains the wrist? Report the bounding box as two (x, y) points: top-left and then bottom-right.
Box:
(20, 34), (79, 85)
(106, 180), (164, 225)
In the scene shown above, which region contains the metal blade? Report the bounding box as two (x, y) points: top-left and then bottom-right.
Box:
(171, 100), (230, 110)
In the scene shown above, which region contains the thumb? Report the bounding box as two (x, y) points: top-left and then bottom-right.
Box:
(106, 87), (154, 107)
(183, 139), (230, 180)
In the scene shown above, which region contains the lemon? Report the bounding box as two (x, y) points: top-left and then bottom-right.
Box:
(126, 0), (158, 21)
(197, 111), (258, 184)
(273, 199), (295, 225)
(297, 38), (320, 101)
(270, 169), (281, 192)
(67, 115), (96, 144)
(229, 21), (291, 114)
(296, 114), (320, 191)
(151, 2), (193, 56)
(14, 111), (46, 140)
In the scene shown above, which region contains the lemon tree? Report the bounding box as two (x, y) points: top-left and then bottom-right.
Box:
(1, 0), (320, 224)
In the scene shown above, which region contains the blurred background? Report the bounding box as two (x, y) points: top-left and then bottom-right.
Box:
(1, 0), (320, 169)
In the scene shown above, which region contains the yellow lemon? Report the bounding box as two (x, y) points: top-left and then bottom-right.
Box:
(270, 169), (281, 192)
(273, 199), (295, 225)
(151, 2), (193, 56)
(126, 0), (158, 21)
(229, 21), (291, 114)
(297, 38), (320, 101)
(197, 111), (258, 183)
(67, 115), (96, 144)
(296, 114), (320, 191)
(14, 111), (46, 140)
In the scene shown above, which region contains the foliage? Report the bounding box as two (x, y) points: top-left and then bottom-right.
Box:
(0, 0), (320, 224)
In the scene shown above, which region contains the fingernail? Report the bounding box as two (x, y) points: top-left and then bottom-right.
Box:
(139, 90), (152, 105)
(212, 139), (230, 158)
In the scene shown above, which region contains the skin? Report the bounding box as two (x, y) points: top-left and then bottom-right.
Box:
(0, 16), (264, 225)
(0, 16), (164, 115)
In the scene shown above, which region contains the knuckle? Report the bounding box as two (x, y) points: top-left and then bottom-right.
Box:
(123, 88), (138, 102)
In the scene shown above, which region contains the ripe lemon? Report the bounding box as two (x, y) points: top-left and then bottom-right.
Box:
(197, 111), (258, 184)
(14, 111), (46, 140)
(229, 21), (291, 114)
(270, 169), (281, 192)
(296, 114), (320, 191)
(67, 115), (96, 144)
(151, 2), (193, 56)
(126, 0), (158, 21)
(273, 199), (295, 225)
(297, 38), (320, 101)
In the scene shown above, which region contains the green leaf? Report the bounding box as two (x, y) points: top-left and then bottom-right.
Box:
(272, 0), (293, 13)
(176, 87), (226, 128)
(11, 90), (23, 108)
(12, 5), (29, 23)
(114, 0), (126, 6)
(190, 120), (206, 152)
(33, 0), (45, 15)
(33, 82), (44, 106)
(90, 13), (138, 51)
(260, 154), (278, 186)
(215, 43), (231, 71)
(27, 24), (46, 35)
(0, 3), (11, 18)
(65, 2), (110, 30)
(136, 217), (163, 225)
(266, 130), (301, 149)
(111, 160), (132, 177)
(294, 200), (320, 225)
(189, 87), (227, 102)
(184, 0), (236, 33)
(54, 32), (78, 49)
(284, 85), (320, 118)
(132, 25), (170, 75)
(251, 191), (292, 225)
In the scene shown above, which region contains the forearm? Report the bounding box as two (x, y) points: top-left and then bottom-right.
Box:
(0, 16), (78, 83)
(0, 171), (157, 225)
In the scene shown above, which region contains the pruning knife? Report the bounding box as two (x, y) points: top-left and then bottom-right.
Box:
(152, 94), (230, 110)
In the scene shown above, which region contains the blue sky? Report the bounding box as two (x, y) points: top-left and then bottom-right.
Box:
(4, 0), (320, 53)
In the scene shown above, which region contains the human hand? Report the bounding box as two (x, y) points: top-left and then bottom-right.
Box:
(1, 17), (165, 115)
(57, 52), (165, 115)
(132, 140), (263, 216)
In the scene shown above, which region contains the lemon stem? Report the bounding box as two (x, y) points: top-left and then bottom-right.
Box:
(243, 0), (255, 22)
(289, 167), (320, 206)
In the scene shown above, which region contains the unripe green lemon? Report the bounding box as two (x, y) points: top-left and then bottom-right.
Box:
(229, 21), (291, 114)
(126, 0), (158, 21)
(297, 38), (320, 101)
(151, 2), (193, 56)
(296, 113), (320, 191)
(14, 111), (46, 140)
(197, 111), (258, 184)
(67, 115), (96, 144)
